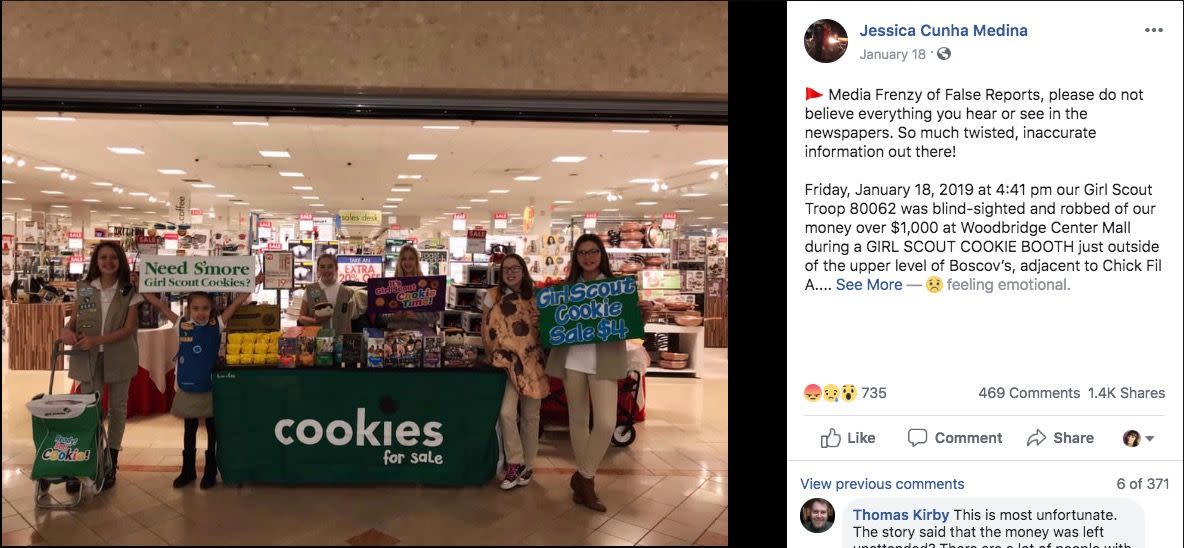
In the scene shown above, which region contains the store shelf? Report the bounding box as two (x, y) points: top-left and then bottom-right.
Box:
(646, 366), (696, 377)
(607, 248), (670, 254)
(644, 323), (703, 334)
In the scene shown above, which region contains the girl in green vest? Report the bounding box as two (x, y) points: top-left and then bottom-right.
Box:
(299, 254), (363, 333)
(59, 242), (142, 492)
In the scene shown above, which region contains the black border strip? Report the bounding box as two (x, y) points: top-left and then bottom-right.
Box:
(1, 87), (727, 125)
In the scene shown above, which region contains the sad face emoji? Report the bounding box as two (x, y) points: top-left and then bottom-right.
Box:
(926, 276), (944, 293)
(803, 384), (822, 402)
(822, 384), (840, 402)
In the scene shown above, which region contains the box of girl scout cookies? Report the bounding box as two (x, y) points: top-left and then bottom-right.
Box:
(226, 304), (281, 332)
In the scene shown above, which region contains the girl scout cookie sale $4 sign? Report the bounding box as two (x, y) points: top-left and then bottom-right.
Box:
(536, 276), (644, 348)
(138, 256), (256, 292)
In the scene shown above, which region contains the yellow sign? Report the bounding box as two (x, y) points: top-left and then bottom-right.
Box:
(338, 210), (382, 226)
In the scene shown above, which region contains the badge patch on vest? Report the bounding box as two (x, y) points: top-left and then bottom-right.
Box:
(79, 321), (96, 329)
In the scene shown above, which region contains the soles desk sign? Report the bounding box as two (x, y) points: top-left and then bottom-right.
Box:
(138, 256), (256, 292)
(536, 276), (644, 348)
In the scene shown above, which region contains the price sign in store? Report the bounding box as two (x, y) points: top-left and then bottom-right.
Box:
(258, 221), (273, 241)
(68, 231), (83, 250)
(69, 255), (87, 275)
(661, 212), (678, 230)
(263, 250), (294, 290)
(584, 212), (598, 229)
(452, 213), (468, 231)
(267, 242), (282, 250)
(190, 209), (203, 224)
(493, 212), (508, 230)
(164, 233), (179, 251)
(466, 227), (487, 255)
(299, 213), (314, 232)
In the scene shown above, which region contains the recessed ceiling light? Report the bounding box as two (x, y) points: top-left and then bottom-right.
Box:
(35, 166), (62, 172)
(51, 205), (69, 208)
(119, 206), (136, 210)
(259, 150), (291, 158)
(636, 201), (657, 206)
(514, 176), (540, 182)
(216, 194), (236, 198)
(676, 209), (694, 213)
(233, 121), (269, 127)
(192, 184), (215, 189)
(279, 172), (304, 177)
(36, 116), (76, 122)
(630, 178), (659, 184)
(456, 206), (472, 210)
(684, 193), (708, 197)
(612, 129), (650, 134)
(488, 189), (510, 194)
(390, 186), (413, 193)
(386, 198), (404, 202)
(107, 147), (145, 155)
(316, 210), (329, 214)
(470, 198), (489, 203)
(157, 169), (187, 175)
(720, 203), (728, 207)
(40, 190), (64, 195)
(553, 200), (573, 205)
(290, 186), (314, 191)
(422, 125), (459, 130)
(307, 203), (323, 207)
(235, 202), (251, 206)
(6, 197), (25, 201)
(710, 171), (720, 180)
(1, 179), (12, 185)
(407, 154), (437, 161)
(698, 216), (715, 220)
(397, 174), (422, 180)
(91, 181), (113, 187)
(689, 224), (705, 227)
(301, 196), (320, 200)
(552, 156), (586, 163)
(383, 205), (398, 209)
(129, 192), (149, 197)
(695, 159), (728, 166)
(83, 199), (101, 203)
(603, 208), (620, 212)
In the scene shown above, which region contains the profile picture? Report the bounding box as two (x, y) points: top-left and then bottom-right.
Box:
(800, 498), (835, 533)
(804, 19), (848, 63)
(1123, 430), (1140, 447)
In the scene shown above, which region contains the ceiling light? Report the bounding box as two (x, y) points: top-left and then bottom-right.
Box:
(61, 172), (71, 179)
(383, 205), (398, 209)
(488, 189), (510, 194)
(407, 154), (437, 161)
(129, 192), (149, 196)
(710, 171), (720, 180)
(660, 182), (668, 190)
(720, 203), (728, 207)
(158, 169), (187, 175)
(603, 208), (619, 212)
(612, 129), (650, 134)
(386, 197), (404, 202)
(695, 159), (728, 166)
(36, 166), (62, 172)
(36, 116), (76, 122)
(676, 209), (694, 213)
(630, 178), (659, 184)
(16, 158), (26, 167)
(234, 202), (250, 205)
(192, 184), (215, 189)
(259, 150), (290, 158)
(2, 155), (12, 164)
(5, 197), (25, 201)
(290, 186), (313, 191)
(92, 181), (113, 187)
(301, 196), (320, 200)
(233, 121), (270, 127)
(316, 210), (329, 214)
(390, 186), (413, 192)
(149, 196), (158, 203)
(470, 199), (488, 203)
(1, 179), (12, 185)
(40, 190), (64, 195)
(689, 224), (705, 227)
(216, 194), (235, 198)
(423, 125), (459, 130)
(119, 206), (136, 210)
(397, 174), (422, 180)
(553, 200), (573, 205)
(279, 172), (304, 177)
(107, 147), (145, 155)
(684, 193), (708, 197)
(83, 199), (101, 203)
(514, 176), (540, 182)
(698, 216), (715, 220)
(552, 156), (586, 163)
(51, 205), (69, 209)
(636, 201), (657, 206)
(456, 206), (472, 210)
(651, 182), (660, 192)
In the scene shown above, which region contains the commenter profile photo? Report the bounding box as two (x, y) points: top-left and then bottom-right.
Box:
(801, 498), (836, 533)
(804, 19), (848, 63)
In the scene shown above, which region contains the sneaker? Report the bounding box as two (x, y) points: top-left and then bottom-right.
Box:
(500, 464), (524, 490)
(517, 468), (534, 486)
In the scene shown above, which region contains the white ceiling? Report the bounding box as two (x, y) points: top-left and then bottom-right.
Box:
(1, 112), (728, 231)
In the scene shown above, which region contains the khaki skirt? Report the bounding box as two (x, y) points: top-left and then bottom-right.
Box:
(170, 390), (214, 418)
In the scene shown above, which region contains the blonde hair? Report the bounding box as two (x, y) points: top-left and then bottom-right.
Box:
(396, 245), (423, 276)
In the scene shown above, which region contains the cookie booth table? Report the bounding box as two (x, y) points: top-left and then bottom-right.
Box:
(69, 322), (178, 418)
(213, 367), (506, 486)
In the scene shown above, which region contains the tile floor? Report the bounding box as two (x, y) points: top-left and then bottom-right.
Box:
(1, 342), (728, 546)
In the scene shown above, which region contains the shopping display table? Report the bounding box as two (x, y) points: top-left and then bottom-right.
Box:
(70, 322), (179, 418)
(213, 367), (506, 486)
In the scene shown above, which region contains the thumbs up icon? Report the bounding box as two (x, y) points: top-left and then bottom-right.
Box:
(820, 428), (841, 449)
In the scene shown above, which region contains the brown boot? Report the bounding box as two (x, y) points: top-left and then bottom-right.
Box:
(574, 474), (607, 512)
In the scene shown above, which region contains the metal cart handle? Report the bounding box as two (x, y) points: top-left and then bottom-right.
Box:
(49, 339), (91, 396)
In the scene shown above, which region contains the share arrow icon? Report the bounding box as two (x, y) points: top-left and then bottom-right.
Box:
(806, 87), (824, 100)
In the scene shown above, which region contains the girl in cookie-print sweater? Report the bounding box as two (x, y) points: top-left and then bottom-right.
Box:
(481, 253), (549, 491)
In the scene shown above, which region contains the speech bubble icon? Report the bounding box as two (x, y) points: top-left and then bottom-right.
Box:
(908, 428), (928, 447)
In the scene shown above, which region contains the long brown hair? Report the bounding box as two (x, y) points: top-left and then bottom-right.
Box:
(566, 234), (611, 284)
(396, 245), (423, 276)
(85, 241), (132, 288)
(497, 253), (534, 300)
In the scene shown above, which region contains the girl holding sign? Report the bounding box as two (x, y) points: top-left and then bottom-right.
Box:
(481, 254), (549, 490)
(58, 242), (143, 493)
(299, 254), (364, 333)
(383, 245), (441, 332)
(141, 271), (263, 489)
(547, 234), (653, 512)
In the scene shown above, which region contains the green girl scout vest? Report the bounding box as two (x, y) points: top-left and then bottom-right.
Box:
(70, 281), (140, 384)
(305, 283), (354, 334)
